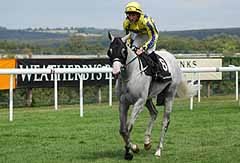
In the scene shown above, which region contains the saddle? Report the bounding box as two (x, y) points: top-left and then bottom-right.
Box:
(139, 52), (172, 82)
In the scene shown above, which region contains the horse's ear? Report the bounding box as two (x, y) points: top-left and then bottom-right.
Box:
(121, 33), (131, 43)
(108, 31), (114, 42)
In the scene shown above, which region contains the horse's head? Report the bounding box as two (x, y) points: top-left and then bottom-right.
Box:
(107, 32), (130, 78)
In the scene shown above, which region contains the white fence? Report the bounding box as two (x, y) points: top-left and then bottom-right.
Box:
(1, 66), (240, 121)
(0, 67), (113, 121)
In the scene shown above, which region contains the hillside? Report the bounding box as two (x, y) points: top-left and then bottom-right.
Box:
(163, 28), (240, 39)
(1, 26), (240, 55)
(0, 27), (123, 41)
(1, 27), (240, 40)
(0, 28), (68, 40)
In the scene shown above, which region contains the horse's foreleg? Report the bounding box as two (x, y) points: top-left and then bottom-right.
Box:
(144, 99), (158, 150)
(155, 98), (172, 157)
(127, 98), (146, 153)
(119, 97), (133, 160)
(119, 104), (129, 145)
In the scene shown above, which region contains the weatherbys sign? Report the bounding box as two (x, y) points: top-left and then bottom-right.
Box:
(16, 59), (111, 88)
(16, 58), (222, 88)
(177, 58), (222, 80)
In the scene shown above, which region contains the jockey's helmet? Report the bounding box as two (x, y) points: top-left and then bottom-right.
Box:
(125, 1), (143, 14)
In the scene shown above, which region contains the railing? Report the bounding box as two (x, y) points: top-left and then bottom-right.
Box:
(183, 66), (239, 109)
(0, 66), (240, 121)
(0, 67), (113, 121)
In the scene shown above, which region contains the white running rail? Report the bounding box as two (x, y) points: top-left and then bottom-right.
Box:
(0, 66), (239, 121)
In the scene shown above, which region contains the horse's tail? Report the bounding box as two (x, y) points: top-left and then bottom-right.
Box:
(177, 79), (199, 98)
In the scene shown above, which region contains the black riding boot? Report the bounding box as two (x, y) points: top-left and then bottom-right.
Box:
(148, 52), (172, 81)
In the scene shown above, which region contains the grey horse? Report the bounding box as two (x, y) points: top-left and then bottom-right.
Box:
(107, 32), (197, 160)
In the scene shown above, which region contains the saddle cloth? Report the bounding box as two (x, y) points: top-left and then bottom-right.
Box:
(139, 53), (170, 77)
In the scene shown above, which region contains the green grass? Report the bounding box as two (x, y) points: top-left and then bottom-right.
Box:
(0, 96), (240, 163)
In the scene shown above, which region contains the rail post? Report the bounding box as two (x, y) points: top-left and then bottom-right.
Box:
(198, 73), (201, 102)
(79, 75), (83, 117)
(236, 71), (238, 101)
(54, 72), (58, 110)
(109, 72), (112, 107)
(9, 74), (14, 121)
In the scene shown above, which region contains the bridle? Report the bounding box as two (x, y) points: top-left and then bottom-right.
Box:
(108, 35), (144, 79)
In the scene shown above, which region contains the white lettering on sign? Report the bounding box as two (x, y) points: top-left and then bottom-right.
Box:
(18, 64), (111, 82)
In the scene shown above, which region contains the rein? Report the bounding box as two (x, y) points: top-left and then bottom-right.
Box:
(121, 52), (145, 78)
(125, 55), (138, 67)
(125, 51), (145, 74)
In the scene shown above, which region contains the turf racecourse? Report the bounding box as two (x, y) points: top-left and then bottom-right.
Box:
(0, 96), (240, 163)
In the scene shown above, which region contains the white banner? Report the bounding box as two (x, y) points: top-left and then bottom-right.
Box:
(177, 58), (222, 80)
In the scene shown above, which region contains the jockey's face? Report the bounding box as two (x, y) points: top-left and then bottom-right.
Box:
(126, 12), (140, 23)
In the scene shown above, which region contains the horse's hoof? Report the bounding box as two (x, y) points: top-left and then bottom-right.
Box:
(154, 149), (161, 157)
(131, 144), (140, 153)
(124, 152), (133, 160)
(144, 143), (152, 151)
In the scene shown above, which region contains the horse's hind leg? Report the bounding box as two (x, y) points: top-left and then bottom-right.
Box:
(144, 99), (158, 150)
(155, 96), (173, 157)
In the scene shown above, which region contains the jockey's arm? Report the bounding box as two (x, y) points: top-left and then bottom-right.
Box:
(142, 19), (159, 52)
(123, 20), (133, 47)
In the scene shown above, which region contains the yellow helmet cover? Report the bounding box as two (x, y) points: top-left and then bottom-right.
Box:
(125, 1), (143, 14)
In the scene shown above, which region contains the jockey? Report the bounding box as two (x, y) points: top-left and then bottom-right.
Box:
(123, 1), (171, 81)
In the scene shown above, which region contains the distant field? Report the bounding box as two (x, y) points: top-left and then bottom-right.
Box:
(0, 96), (240, 163)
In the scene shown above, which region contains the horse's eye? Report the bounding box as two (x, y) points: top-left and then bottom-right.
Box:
(121, 48), (126, 57)
(107, 48), (113, 56)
